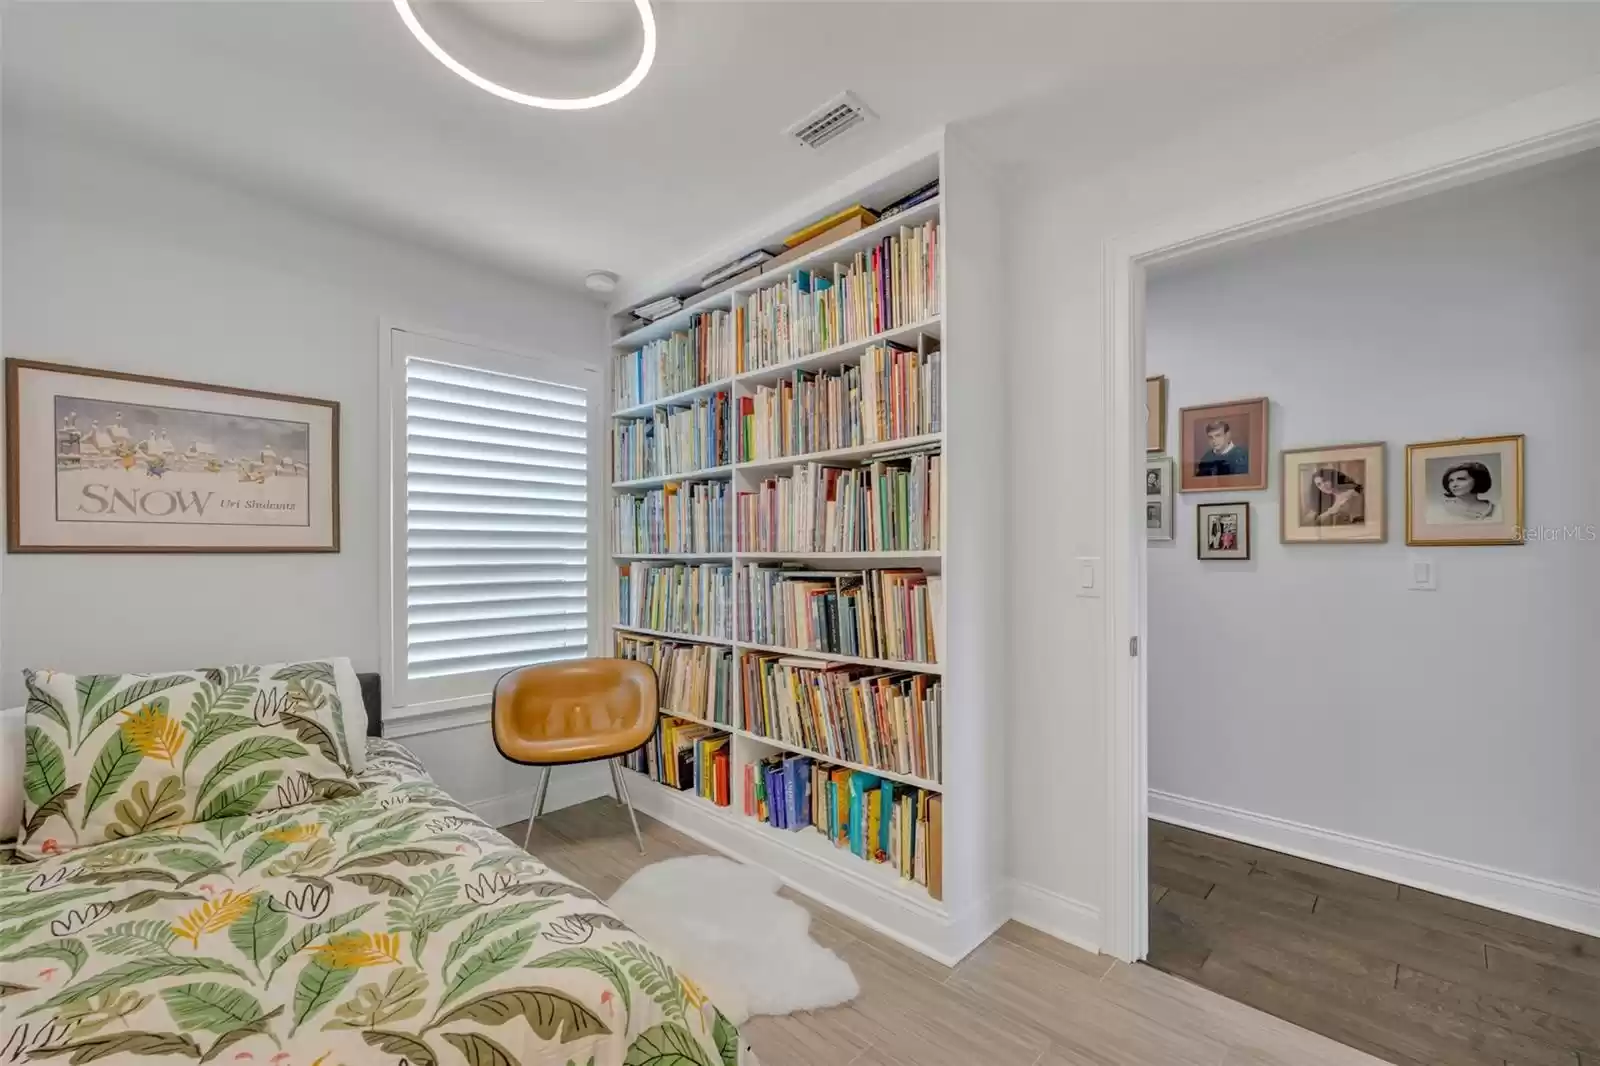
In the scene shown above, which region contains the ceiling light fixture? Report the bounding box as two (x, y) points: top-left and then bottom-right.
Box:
(391, 0), (656, 112)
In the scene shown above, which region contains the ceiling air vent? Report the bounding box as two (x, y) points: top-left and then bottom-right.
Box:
(787, 92), (875, 150)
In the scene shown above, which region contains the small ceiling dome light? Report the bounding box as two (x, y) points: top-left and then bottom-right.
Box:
(392, 0), (656, 112)
(584, 271), (620, 294)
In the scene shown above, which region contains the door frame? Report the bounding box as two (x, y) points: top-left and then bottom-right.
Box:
(1098, 78), (1600, 962)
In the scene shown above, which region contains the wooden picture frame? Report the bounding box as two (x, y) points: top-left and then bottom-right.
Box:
(1179, 396), (1269, 492)
(6, 358), (340, 553)
(1280, 442), (1386, 544)
(1196, 501), (1251, 560)
(1145, 375), (1167, 453)
(1145, 455), (1173, 541)
(1405, 434), (1524, 546)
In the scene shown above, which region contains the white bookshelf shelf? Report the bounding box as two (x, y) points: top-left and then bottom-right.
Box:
(737, 433), (944, 478)
(604, 140), (1002, 961)
(612, 623), (733, 647)
(610, 465), (733, 491)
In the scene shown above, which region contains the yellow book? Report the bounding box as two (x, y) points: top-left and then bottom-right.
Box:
(784, 204), (878, 248)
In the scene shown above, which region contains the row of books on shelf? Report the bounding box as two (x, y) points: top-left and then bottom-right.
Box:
(614, 309), (736, 408)
(615, 633), (735, 727)
(738, 450), (941, 553)
(617, 562), (734, 639)
(624, 717), (731, 807)
(613, 391), (733, 481)
(745, 754), (942, 898)
(738, 220), (939, 372)
(742, 654), (941, 782)
(614, 480), (731, 555)
(741, 565), (941, 665)
(738, 343), (941, 462)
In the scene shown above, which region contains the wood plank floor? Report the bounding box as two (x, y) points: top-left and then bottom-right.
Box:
(1147, 820), (1600, 1066)
(501, 797), (1392, 1066)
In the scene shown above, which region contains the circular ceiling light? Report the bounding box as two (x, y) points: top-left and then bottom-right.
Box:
(392, 0), (656, 111)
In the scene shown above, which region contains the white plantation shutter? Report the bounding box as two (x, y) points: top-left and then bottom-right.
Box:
(387, 330), (600, 711)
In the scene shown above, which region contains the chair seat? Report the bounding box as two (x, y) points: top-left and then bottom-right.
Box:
(492, 658), (657, 767)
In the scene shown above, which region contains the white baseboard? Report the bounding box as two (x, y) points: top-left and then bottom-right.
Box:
(1009, 881), (1101, 955)
(1150, 789), (1600, 938)
(470, 763), (612, 830)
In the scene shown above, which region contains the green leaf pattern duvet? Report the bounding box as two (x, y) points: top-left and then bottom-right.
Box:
(1, 739), (756, 1066)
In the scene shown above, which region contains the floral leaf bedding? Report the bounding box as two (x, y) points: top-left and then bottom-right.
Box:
(1, 738), (757, 1066)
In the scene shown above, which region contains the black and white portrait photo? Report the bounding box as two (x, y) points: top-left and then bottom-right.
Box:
(1145, 456), (1173, 540)
(1280, 442), (1386, 544)
(1406, 435), (1524, 546)
(1197, 501), (1251, 559)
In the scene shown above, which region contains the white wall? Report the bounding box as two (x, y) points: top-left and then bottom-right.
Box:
(1, 115), (609, 814)
(1146, 152), (1600, 905)
(988, 3), (1600, 949)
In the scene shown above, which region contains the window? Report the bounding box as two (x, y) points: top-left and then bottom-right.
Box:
(383, 328), (601, 716)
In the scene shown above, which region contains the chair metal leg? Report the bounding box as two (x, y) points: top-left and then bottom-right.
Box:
(522, 766), (551, 851)
(610, 759), (645, 854)
(608, 759), (626, 805)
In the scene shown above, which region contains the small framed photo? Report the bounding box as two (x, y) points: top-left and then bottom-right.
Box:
(1406, 434), (1524, 546)
(1281, 442), (1386, 544)
(1145, 376), (1167, 453)
(1145, 456), (1173, 541)
(1196, 501), (1251, 560)
(1179, 397), (1268, 492)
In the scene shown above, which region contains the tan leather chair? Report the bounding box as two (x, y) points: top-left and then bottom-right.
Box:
(492, 658), (658, 853)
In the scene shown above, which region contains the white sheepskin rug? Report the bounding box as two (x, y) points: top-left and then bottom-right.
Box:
(607, 855), (859, 1024)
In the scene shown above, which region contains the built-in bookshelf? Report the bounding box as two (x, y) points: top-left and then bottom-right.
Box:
(604, 136), (1005, 963)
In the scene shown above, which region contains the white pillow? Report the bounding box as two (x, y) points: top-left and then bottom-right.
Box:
(329, 657), (369, 774)
(1, 705), (23, 843)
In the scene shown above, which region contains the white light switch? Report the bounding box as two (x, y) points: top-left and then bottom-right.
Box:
(1408, 555), (1437, 591)
(1075, 556), (1101, 598)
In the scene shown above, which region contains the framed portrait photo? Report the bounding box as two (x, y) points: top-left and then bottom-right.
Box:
(6, 358), (340, 553)
(1179, 396), (1268, 492)
(1405, 434), (1524, 546)
(1145, 455), (1174, 541)
(1281, 442), (1386, 544)
(1145, 375), (1167, 453)
(1196, 501), (1251, 560)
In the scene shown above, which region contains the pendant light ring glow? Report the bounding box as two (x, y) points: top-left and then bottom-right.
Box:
(392, 0), (655, 111)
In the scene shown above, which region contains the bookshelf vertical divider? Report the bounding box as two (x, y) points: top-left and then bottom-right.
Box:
(605, 133), (1004, 963)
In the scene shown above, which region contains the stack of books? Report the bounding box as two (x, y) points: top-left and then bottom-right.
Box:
(737, 220), (939, 372)
(742, 756), (942, 898)
(614, 480), (730, 554)
(618, 561), (733, 639)
(632, 295), (683, 322)
(614, 310), (735, 409)
(740, 654), (941, 782)
(737, 450), (941, 554)
(624, 716), (730, 806)
(611, 390), (732, 481)
(740, 565), (941, 664)
(736, 343), (942, 462)
(615, 633), (734, 726)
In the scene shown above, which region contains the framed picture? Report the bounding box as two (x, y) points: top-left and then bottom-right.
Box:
(1405, 434), (1524, 546)
(1145, 375), (1167, 453)
(1145, 456), (1173, 541)
(6, 359), (340, 553)
(1281, 442), (1386, 544)
(1196, 501), (1251, 560)
(1179, 396), (1268, 492)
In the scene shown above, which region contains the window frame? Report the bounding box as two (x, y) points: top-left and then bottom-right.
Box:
(378, 323), (604, 732)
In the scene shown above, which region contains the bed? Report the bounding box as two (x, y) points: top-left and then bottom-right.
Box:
(1, 674), (755, 1066)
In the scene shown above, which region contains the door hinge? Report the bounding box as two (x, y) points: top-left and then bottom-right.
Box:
(1129, 636), (1139, 657)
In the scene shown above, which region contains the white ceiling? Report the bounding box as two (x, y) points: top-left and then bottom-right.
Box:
(4, 1), (1395, 300)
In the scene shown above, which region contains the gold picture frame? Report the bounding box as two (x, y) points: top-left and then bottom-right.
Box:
(1280, 442), (1386, 544)
(1178, 396), (1268, 492)
(1405, 434), (1524, 546)
(1145, 376), (1167, 453)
